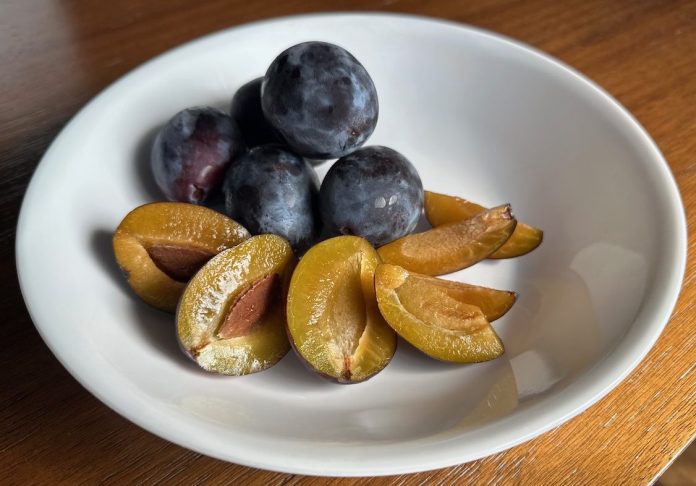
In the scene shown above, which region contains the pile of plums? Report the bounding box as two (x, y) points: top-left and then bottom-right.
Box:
(150, 41), (424, 252)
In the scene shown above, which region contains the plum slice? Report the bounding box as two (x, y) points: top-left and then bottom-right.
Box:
(425, 191), (542, 259)
(375, 264), (506, 363)
(378, 204), (517, 276)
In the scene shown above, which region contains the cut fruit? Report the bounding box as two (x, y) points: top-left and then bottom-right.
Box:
(424, 191), (543, 259)
(378, 204), (517, 276)
(424, 191), (487, 227)
(217, 273), (280, 339)
(146, 245), (216, 282)
(286, 236), (396, 383)
(381, 266), (517, 321)
(113, 202), (250, 312)
(176, 234), (296, 375)
(487, 224), (544, 259)
(375, 264), (505, 363)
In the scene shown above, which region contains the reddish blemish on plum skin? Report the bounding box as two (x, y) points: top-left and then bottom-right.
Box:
(151, 107), (244, 204)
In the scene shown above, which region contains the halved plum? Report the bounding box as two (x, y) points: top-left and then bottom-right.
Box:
(286, 236), (396, 383)
(113, 202), (250, 312)
(176, 234), (296, 375)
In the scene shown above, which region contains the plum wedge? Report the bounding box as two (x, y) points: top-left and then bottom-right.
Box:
(386, 266), (517, 321)
(378, 204), (517, 275)
(113, 202), (250, 312)
(375, 264), (506, 363)
(425, 191), (542, 259)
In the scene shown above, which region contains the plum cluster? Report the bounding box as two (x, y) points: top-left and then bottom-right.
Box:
(150, 41), (423, 251)
(120, 43), (544, 380)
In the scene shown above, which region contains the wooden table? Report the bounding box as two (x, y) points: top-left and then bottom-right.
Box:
(2, 1), (695, 484)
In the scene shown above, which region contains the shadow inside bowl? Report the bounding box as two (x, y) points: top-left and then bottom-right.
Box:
(90, 228), (199, 372)
(126, 300), (201, 372)
(90, 228), (131, 298)
(500, 245), (606, 400)
(260, 351), (337, 391)
(133, 125), (165, 201)
(391, 337), (467, 373)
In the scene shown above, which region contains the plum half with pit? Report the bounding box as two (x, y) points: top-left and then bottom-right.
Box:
(151, 107), (244, 204)
(113, 202), (250, 312)
(230, 77), (279, 147)
(177, 234), (296, 375)
(223, 145), (320, 253)
(261, 41), (379, 159)
(319, 146), (424, 247)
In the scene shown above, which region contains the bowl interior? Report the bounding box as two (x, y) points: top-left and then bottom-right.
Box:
(16, 14), (684, 475)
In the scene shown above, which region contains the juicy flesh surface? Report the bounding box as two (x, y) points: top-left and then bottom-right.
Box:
(119, 202), (250, 250)
(287, 236), (396, 382)
(326, 254), (367, 360)
(378, 205), (516, 275)
(396, 275), (489, 333)
(176, 234), (294, 375)
(404, 271), (516, 321)
(424, 191), (542, 259)
(375, 264), (504, 363)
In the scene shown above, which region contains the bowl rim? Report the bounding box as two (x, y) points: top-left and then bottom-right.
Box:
(15, 12), (687, 476)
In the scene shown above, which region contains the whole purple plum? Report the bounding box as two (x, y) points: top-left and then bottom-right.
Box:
(151, 107), (244, 204)
(223, 145), (320, 253)
(261, 42), (378, 159)
(319, 146), (423, 247)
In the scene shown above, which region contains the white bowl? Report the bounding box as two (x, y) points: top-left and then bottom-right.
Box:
(16, 13), (686, 476)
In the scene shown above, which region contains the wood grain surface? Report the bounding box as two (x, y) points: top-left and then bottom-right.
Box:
(2, 1), (695, 484)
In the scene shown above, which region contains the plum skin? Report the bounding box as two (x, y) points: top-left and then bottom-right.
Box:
(223, 145), (320, 252)
(261, 41), (379, 159)
(230, 77), (279, 147)
(151, 107), (244, 204)
(319, 146), (424, 247)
